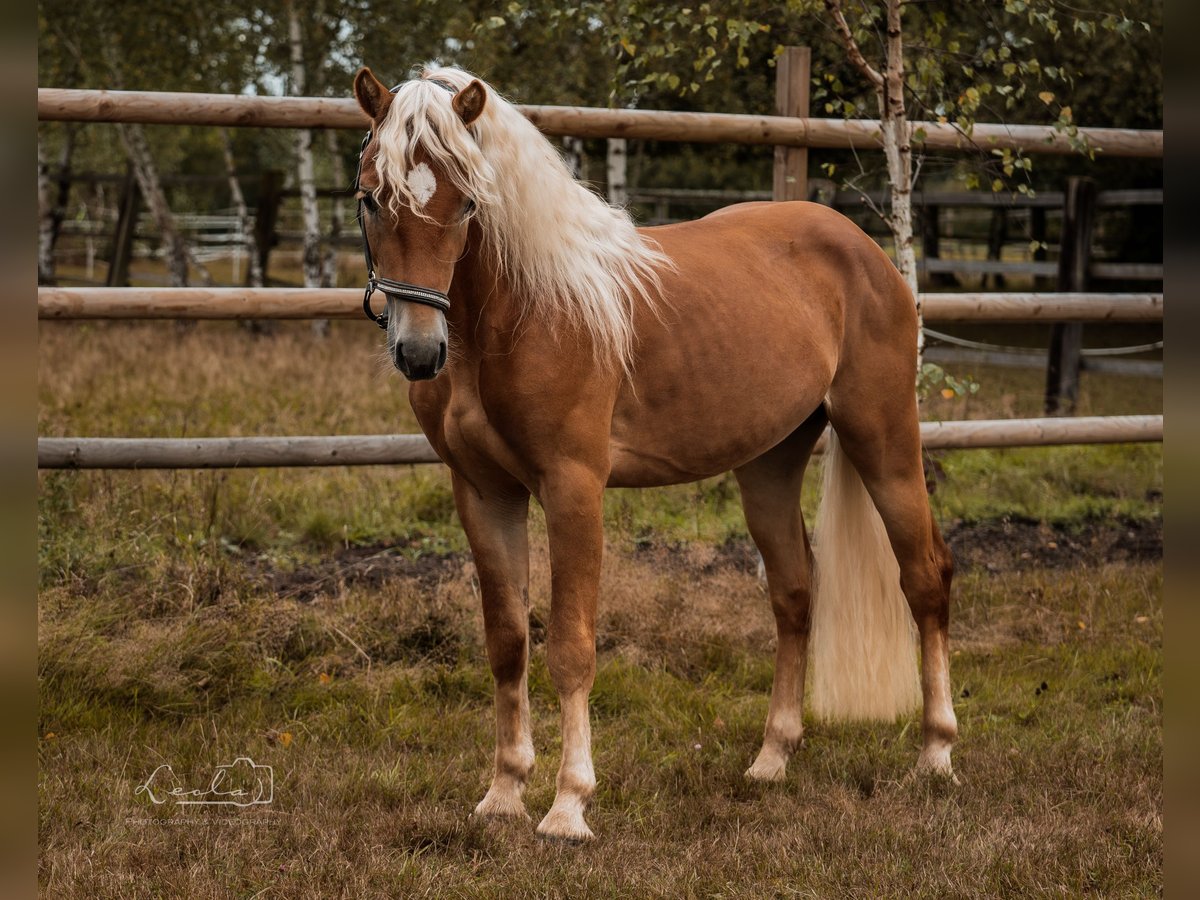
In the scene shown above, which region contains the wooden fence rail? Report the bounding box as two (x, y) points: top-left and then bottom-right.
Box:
(36, 288), (1164, 323)
(37, 415), (1163, 470)
(37, 88), (1164, 158)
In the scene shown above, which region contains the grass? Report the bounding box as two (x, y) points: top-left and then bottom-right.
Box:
(37, 319), (1162, 896)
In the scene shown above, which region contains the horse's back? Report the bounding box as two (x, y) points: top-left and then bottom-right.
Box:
(608, 201), (914, 487)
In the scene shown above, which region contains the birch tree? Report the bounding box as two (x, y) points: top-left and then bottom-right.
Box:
(38, 140), (56, 284)
(823, 0), (920, 347)
(286, 0), (327, 334)
(220, 129), (263, 288)
(322, 129), (346, 290)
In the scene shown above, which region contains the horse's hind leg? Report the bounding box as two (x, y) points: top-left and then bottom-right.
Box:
(735, 408), (827, 781)
(825, 381), (958, 775)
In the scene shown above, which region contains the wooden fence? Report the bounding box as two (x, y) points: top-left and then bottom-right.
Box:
(36, 288), (1162, 323)
(37, 53), (1163, 469)
(39, 416), (1163, 470)
(37, 87), (1162, 158)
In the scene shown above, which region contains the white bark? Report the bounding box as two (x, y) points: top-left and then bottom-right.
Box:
(38, 140), (56, 284)
(38, 129), (78, 284)
(288, 1), (326, 334)
(826, 0), (921, 361)
(219, 128), (262, 287)
(881, 0), (920, 356)
(116, 121), (212, 287)
(606, 138), (627, 206)
(322, 128), (345, 289)
(561, 136), (586, 181)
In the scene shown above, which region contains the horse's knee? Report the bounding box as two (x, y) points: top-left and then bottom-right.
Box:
(482, 591), (530, 683)
(485, 626), (528, 684)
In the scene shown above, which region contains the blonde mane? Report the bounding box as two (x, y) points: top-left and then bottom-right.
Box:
(372, 64), (671, 371)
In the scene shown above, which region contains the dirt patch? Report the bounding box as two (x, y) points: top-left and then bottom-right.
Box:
(628, 517), (1160, 578)
(252, 542), (469, 603)
(628, 536), (762, 576)
(248, 517), (1160, 604)
(943, 516), (1162, 572)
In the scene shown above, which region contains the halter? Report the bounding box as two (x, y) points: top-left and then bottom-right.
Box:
(356, 79), (459, 329)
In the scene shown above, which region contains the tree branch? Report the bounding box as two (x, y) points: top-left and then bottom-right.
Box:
(823, 0), (884, 89)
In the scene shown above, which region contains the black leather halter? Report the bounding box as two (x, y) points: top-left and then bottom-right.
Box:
(355, 79), (458, 329)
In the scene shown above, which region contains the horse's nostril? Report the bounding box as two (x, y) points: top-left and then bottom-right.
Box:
(437, 341), (447, 371)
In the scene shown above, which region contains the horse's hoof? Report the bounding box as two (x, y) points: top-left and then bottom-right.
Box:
(745, 748), (788, 782)
(473, 789), (530, 821)
(745, 761), (787, 782)
(913, 747), (961, 786)
(536, 806), (595, 843)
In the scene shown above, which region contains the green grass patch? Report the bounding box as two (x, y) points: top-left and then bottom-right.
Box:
(38, 320), (1161, 894)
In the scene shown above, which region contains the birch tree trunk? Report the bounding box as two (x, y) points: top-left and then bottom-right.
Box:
(90, 38), (210, 289)
(561, 136), (586, 181)
(322, 129), (345, 289)
(38, 140), (56, 284)
(221, 129), (272, 334)
(288, 1), (327, 336)
(879, 0), (921, 357)
(116, 121), (213, 288)
(606, 138), (627, 206)
(219, 128), (262, 288)
(826, 0), (922, 361)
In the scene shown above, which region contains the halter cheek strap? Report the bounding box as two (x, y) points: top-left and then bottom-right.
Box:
(357, 78), (459, 330)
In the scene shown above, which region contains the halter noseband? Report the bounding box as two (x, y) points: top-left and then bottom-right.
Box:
(356, 78), (459, 329)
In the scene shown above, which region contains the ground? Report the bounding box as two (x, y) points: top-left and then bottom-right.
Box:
(38, 321), (1162, 897)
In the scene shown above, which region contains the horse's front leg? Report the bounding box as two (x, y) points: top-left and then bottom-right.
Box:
(534, 463), (606, 842)
(452, 474), (536, 820)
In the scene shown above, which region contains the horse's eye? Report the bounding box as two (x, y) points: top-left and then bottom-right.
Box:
(463, 198), (476, 216)
(360, 191), (379, 214)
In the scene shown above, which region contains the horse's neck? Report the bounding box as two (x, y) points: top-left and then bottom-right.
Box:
(449, 231), (523, 356)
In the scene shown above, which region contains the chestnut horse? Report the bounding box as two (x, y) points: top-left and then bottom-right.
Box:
(351, 64), (957, 841)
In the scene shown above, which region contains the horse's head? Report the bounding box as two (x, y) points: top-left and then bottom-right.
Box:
(352, 67), (489, 380)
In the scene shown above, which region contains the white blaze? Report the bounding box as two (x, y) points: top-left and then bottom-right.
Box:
(407, 162), (437, 208)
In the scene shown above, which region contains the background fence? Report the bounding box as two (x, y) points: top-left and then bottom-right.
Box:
(36, 49), (1163, 470)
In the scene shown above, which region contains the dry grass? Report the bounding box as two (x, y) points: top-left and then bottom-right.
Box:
(38, 320), (1162, 896)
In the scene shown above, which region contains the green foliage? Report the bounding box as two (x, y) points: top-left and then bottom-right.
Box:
(37, 0), (1160, 222)
(918, 361), (981, 403)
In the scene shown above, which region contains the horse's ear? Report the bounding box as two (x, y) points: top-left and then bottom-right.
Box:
(452, 79), (487, 127)
(354, 67), (393, 122)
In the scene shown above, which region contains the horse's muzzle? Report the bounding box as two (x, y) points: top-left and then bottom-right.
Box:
(394, 339), (448, 381)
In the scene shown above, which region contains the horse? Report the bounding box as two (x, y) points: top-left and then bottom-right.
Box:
(350, 63), (957, 841)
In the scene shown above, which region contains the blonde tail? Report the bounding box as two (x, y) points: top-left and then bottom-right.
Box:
(808, 431), (921, 721)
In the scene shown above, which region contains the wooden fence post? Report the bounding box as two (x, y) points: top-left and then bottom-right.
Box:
(922, 205), (959, 287)
(1045, 176), (1096, 415)
(105, 164), (140, 287)
(251, 169), (283, 286)
(773, 46), (810, 201)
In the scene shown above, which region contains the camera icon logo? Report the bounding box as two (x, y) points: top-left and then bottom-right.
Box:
(135, 756), (274, 807)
